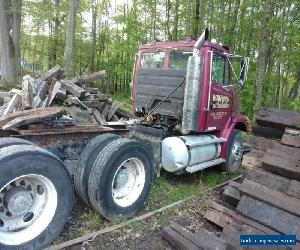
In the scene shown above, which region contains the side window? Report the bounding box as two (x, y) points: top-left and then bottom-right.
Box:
(169, 51), (193, 70)
(212, 53), (229, 85)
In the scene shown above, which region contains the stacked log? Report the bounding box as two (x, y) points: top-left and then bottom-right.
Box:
(0, 66), (132, 130)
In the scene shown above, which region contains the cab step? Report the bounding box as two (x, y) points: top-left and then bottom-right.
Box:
(186, 158), (226, 173)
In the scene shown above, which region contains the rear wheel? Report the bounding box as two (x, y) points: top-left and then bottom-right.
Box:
(74, 133), (120, 206)
(222, 129), (244, 173)
(88, 138), (153, 219)
(0, 137), (35, 149)
(0, 145), (73, 249)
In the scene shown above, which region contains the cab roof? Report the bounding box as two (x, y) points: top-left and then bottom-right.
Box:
(139, 40), (230, 53)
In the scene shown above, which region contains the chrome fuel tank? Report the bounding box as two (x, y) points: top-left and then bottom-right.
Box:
(161, 135), (222, 172)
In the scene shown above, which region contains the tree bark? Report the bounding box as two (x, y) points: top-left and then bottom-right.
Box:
(11, 0), (22, 74)
(64, 0), (79, 79)
(254, 3), (274, 110)
(185, 0), (192, 36)
(173, 0), (179, 40)
(89, 0), (98, 72)
(0, 0), (18, 85)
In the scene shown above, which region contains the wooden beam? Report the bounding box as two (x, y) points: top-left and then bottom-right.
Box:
(36, 65), (63, 83)
(239, 179), (300, 217)
(2, 107), (63, 130)
(107, 102), (119, 121)
(205, 201), (278, 234)
(92, 108), (106, 125)
(246, 168), (291, 193)
(32, 81), (48, 108)
(237, 195), (300, 240)
(255, 107), (300, 130)
(261, 154), (300, 180)
(265, 148), (300, 162)
(244, 135), (275, 151)
(281, 133), (300, 148)
(2, 94), (22, 117)
(60, 79), (88, 97)
(287, 180), (300, 200)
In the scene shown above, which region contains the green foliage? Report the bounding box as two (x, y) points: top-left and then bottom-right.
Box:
(19, 0), (300, 117)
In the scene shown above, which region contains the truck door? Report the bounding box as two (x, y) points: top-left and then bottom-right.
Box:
(205, 51), (233, 131)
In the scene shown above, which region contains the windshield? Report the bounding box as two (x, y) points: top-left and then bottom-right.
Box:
(140, 52), (165, 69)
(169, 51), (193, 70)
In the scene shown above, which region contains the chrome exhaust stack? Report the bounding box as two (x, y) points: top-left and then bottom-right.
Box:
(193, 28), (209, 55)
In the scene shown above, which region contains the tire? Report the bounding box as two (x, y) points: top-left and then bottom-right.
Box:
(0, 137), (35, 150)
(74, 133), (120, 206)
(88, 138), (153, 220)
(0, 144), (73, 250)
(222, 129), (244, 174)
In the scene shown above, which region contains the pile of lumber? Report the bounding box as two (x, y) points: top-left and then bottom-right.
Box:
(253, 107), (300, 139)
(0, 65), (132, 130)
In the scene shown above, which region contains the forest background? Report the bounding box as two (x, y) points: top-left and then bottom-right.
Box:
(0, 0), (299, 118)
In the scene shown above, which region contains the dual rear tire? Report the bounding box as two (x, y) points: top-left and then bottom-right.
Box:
(74, 135), (153, 220)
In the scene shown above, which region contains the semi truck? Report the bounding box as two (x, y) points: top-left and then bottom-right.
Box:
(0, 28), (249, 249)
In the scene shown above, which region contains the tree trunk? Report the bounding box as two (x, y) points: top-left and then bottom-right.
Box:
(289, 64), (300, 99)
(64, 0), (79, 79)
(185, 0), (192, 36)
(166, 0), (171, 40)
(173, 0), (179, 40)
(193, 0), (201, 37)
(254, 4), (274, 110)
(89, 1), (98, 72)
(11, 0), (22, 75)
(49, 0), (60, 69)
(0, 0), (17, 85)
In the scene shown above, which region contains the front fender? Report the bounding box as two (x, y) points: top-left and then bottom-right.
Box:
(219, 114), (250, 159)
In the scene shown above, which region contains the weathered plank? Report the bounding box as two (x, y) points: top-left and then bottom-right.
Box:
(21, 79), (33, 109)
(66, 96), (88, 110)
(239, 179), (300, 217)
(2, 94), (22, 117)
(92, 108), (106, 125)
(162, 226), (199, 250)
(242, 148), (264, 168)
(237, 195), (300, 240)
(107, 102), (119, 121)
(36, 65), (63, 83)
(60, 79), (88, 97)
(220, 183), (240, 207)
(244, 135), (275, 151)
(115, 107), (133, 119)
(10, 88), (22, 96)
(205, 201), (278, 235)
(0, 97), (4, 107)
(287, 180), (300, 199)
(261, 154), (300, 180)
(42, 81), (61, 107)
(32, 81), (48, 108)
(265, 148), (300, 162)
(255, 107), (300, 130)
(253, 123), (284, 139)
(272, 143), (300, 156)
(246, 168), (291, 193)
(55, 87), (67, 101)
(281, 133), (300, 148)
(2, 107), (63, 130)
(79, 70), (107, 83)
(81, 100), (103, 109)
(101, 103), (110, 120)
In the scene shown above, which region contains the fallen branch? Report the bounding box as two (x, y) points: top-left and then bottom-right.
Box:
(48, 175), (242, 250)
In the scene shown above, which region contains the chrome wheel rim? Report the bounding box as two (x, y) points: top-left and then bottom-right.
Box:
(0, 174), (57, 245)
(112, 158), (146, 207)
(231, 138), (243, 167)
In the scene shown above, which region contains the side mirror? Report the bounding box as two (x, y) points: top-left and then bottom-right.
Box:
(237, 57), (249, 87)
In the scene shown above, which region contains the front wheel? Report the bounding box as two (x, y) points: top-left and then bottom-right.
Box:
(222, 129), (244, 174)
(88, 138), (153, 220)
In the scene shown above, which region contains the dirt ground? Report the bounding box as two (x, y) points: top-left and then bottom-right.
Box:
(61, 190), (221, 249)
(54, 168), (239, 249)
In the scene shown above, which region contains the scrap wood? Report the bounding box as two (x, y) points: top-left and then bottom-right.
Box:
(48, 175), (242, 250)
(237, 195), (300, 240)
(22, 79), (33, 109)
(2, 94), (22, 117)
(60, 79), (88, 98)
(2, 107), (63, 130)
(255, 107), (300, 130)
(36, 65), (63, 83)
(281, 130), (300, 148)
(239, 179), (300, 217)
